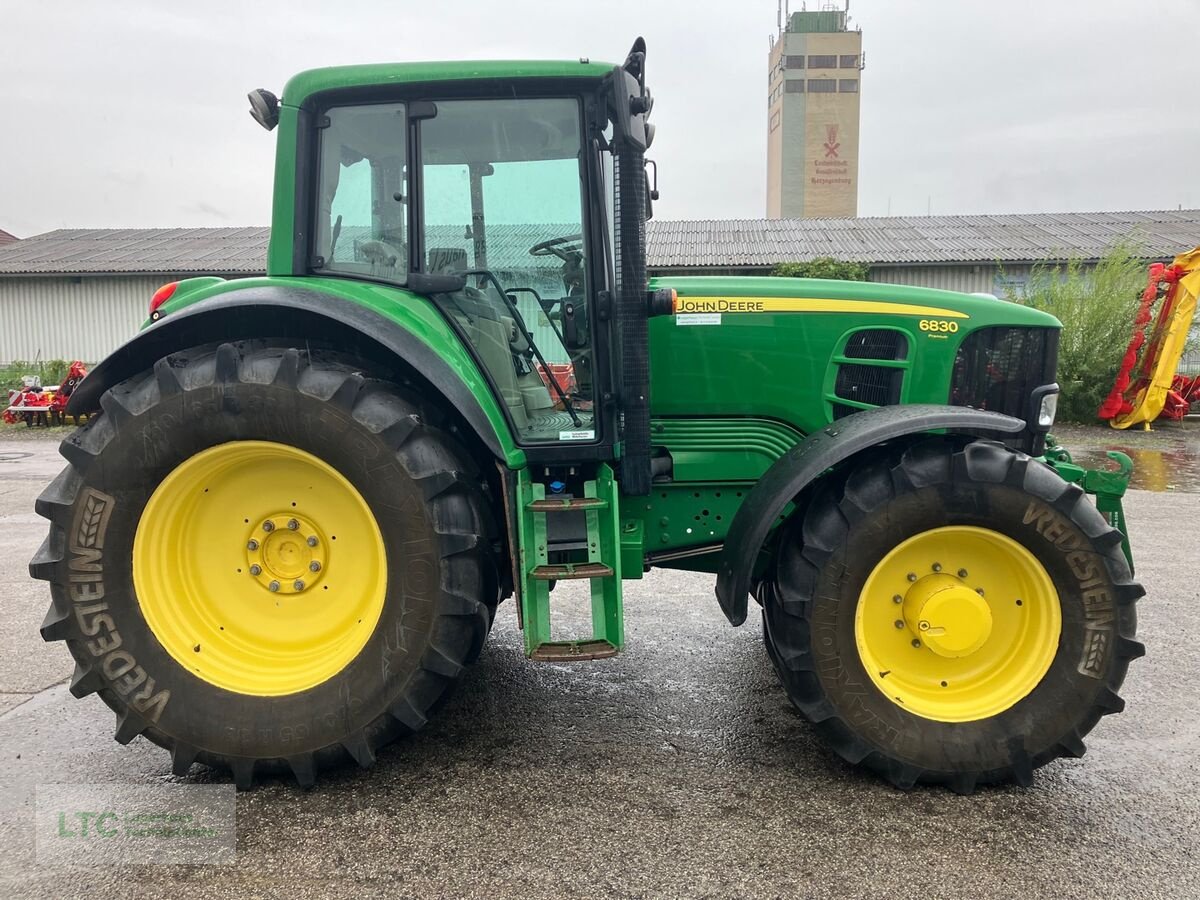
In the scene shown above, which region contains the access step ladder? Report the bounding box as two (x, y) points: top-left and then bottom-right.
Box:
(516, 464), (623, 661)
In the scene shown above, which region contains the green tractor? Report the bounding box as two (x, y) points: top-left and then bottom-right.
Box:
(31, 40), (1143, 792)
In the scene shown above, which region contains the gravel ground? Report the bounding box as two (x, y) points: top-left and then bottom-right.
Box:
(1, 433), (1198, 899)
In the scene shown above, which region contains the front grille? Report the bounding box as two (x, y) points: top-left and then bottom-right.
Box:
(950, 326), (1058, 419)
(843, 329), (908, 361)
(835, 364), (903, 408)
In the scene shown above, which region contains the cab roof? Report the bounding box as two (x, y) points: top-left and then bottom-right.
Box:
(282, 59), (615, 106)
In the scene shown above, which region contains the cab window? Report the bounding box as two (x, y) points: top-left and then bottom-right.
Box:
(314, 103), (408, 281)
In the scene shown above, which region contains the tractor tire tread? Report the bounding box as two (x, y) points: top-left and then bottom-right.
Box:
(762, 437), (1143, 792)
(32, 341), (496, 789)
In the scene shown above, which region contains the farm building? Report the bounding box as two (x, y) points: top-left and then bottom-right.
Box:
(0, 209), (1197, 363)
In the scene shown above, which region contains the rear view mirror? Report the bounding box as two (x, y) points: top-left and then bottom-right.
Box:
(247, 88), (280, 131)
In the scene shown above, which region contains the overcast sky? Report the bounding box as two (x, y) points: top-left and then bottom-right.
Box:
(2, 0), (1197, 237)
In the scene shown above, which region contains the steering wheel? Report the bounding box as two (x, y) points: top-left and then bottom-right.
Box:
(529, 234), (583, 263)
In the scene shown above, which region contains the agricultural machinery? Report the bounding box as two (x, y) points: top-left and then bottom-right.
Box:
(31, 41), (1142, 793)
(1100, 247), (1200, 427)
(3, 361), (87, 426)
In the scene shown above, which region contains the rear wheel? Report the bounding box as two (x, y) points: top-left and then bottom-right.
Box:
(31, 342), (496, 788)
(762, 438), (1144, 792)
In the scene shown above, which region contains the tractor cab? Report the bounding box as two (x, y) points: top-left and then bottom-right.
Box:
(257, 42), (660, 473)
(313, 97), (596, 443)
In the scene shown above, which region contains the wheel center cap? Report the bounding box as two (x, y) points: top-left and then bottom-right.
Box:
(246, 514), (326, 594)
(904, 574), (992, 658)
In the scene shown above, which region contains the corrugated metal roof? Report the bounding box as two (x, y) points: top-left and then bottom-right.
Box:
(646, 210), (1200, 268)
(0, 229), (18, 245)
(1, 210), (1196, 275)
(0, 224), (577, 275)
(0, 227), (270, 274)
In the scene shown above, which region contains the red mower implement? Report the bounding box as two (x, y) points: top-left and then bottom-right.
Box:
(1099, 247), (1200, 428)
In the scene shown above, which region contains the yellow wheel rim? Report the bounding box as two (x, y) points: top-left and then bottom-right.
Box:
(854, 526), (1061, 723)
(133, 441), (387, 696)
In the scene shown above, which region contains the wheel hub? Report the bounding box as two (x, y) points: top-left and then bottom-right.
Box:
(853, 526), (1061, 723)
(247, 514), (326, 594)
(903, 574), (992, 658)
(133, 440), (387, 697)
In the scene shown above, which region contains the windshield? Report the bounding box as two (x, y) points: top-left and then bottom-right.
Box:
(421, 98), (596, 444)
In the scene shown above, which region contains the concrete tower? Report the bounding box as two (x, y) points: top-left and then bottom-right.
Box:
(766, 3), (863, 218)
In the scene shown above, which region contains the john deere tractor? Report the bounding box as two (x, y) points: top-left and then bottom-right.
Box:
(31, 40), (1143, 793)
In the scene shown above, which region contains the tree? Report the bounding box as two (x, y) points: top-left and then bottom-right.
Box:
(770, 257), (870, 281)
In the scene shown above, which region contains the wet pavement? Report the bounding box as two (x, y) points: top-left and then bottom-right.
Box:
(1053, 420), (1200, 493)
(1, 432), (1198, 898)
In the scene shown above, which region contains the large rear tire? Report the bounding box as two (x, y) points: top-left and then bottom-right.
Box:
(762, 438), (1144, 792)
(30, 342), (496, 788)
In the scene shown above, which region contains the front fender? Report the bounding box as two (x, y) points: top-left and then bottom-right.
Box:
(68, 282), (521, 466)
(714, 404), (1026, 626)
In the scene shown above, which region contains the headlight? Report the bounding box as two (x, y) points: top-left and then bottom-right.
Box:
(1038, 391), (1059, 427)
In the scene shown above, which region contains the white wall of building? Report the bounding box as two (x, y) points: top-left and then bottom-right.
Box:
(869, 264), (1035, 297)
(0, 275), (167, 363)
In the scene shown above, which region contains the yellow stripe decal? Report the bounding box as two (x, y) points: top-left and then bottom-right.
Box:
(675, 297), (970, 319)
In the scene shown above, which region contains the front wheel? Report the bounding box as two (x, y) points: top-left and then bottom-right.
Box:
(762, 438), (1144, 793)
(31, 342), (495, 788)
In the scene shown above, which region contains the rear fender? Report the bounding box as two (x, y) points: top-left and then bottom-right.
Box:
(714, 404), (1026, 625)
(67, 283), (519, 465)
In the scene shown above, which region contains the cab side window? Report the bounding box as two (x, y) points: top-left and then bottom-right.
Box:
(315, 103), (408, 282)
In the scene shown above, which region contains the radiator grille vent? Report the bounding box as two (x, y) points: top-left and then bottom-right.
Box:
(834, 364), (903, 408)
(843, 329), (908, 361)
(950, 326), (1057, 418)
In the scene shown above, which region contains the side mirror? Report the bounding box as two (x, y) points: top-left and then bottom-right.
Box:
(610, 37), (653, 151)
(247, 89), (280, 131)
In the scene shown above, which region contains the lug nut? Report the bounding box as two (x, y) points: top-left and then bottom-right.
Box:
(262, 521), (275, 533)
(958, 568), (968, 578)
(293, 580), (305, 591)
(892, 594), (903, 604)
(287, 518), (299, 531)
(976, 588), (985, 597)
(268, 580), (280, 592)
(249, 564), (262, 576)
(894, 619), (904, 629)
(306, 535), (318, 547)
(907, 573), (917, 583)
(247, 539), (259, 551)
(309, 560), (322, 572)
(911, 639), (922, 648)
(932, 562), (942, 573)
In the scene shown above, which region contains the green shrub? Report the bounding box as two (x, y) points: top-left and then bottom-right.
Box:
(1006, 244), (1147, 423)
(770, 257), (870, 281)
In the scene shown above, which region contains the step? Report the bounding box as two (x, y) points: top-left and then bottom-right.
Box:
(531, 562), (614, 581)
(528, 496), (609, 512)
(517, 464), (623, 660)
(529, 639), (619, 662)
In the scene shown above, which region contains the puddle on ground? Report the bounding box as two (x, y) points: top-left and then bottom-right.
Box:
(1066, 446), (1200, 493)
